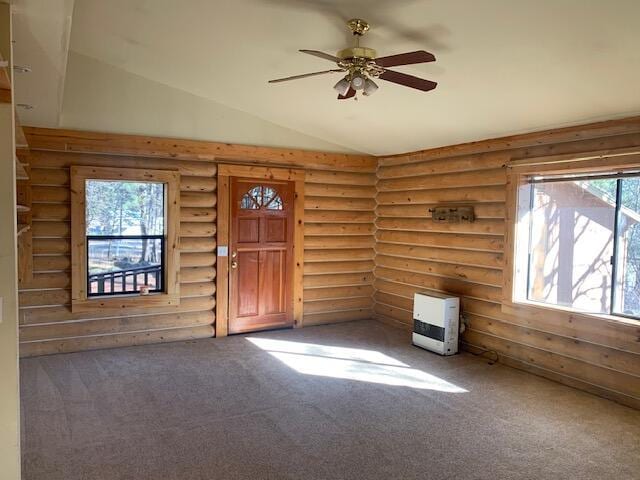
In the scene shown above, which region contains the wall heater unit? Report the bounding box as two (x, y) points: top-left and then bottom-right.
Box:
(412, 292), (460, 356)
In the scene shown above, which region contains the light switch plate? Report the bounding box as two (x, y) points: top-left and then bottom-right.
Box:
(217, 246), (228, 257)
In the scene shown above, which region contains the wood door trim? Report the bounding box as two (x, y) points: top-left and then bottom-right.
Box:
(216, 164), (305, 337)
(218, 164), (305, 181)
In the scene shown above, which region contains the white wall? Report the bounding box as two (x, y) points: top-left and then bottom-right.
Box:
(0, 2), (21, 479)
(61, 51), (357, 153)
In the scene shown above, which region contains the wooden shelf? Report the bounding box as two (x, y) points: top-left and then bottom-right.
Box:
(16, 158), (28, 180)
(15, 112), (28, 149)
(17, 223), (30, 236)
(1, 55), (30, 151)
(0, 53), (10, 104)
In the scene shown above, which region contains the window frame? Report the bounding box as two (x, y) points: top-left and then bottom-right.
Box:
(86, 234), (166, 297)
(503, 148), (640, 326)
(70, 166), (181, 313)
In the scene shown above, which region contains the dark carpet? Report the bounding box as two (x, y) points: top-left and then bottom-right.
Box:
(20, 320), (640, 479)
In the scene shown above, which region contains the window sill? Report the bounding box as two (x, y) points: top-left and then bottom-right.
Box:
(502, 298), (640, 328)
(71, 293), (180, 314)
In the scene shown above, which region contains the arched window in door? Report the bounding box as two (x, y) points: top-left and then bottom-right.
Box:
(240, 185), (283, 210)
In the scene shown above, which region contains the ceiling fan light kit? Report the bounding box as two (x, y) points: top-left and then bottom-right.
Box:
(363, 78), (378, 96)
(333, 77), (351, 96)
(350, 73), (366, 90)
(268, 19), (438, 100)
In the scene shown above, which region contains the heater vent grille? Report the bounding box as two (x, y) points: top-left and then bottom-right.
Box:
(413, 319), (445, 342)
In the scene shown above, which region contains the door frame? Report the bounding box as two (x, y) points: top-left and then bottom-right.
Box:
(216, 164), (305, 337)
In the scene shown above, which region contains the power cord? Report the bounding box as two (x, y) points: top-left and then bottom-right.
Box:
(460, 313), (499, 365)
(469, 348), (499, 365)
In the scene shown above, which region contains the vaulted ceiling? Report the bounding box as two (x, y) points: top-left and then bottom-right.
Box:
(12, 0), (640, 155)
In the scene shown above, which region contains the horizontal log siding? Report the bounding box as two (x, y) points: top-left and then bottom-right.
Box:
(303, 168), (376, 326)
(23, 121), (640, 409)
(19, 151), (218, 356)
(20, 147), (377, 355)
(374, 134), (640, 410)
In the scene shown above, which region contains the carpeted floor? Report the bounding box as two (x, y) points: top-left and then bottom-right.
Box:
(20, 320), (640, 480)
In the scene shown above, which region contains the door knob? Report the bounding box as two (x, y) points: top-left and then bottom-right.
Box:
(231, 260), (238, 269)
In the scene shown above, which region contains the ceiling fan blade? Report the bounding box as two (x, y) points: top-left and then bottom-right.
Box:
(375, 50), (435, 68)
(300, 49), (341, 63)
(268, 69), (343, 83)
(379, 69), (437, 92)
(338, 87), (356, 100)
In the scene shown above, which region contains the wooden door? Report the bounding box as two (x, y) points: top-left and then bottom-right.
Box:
(229, 178), (295, 334)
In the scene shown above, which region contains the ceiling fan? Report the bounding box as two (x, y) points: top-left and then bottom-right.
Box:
(268, 18), (437, 100)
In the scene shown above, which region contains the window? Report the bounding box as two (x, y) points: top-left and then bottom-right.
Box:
(70, 166), (180, 312)
(240, 185), (283, 210)
(86, 180), (165, 296)
(516, 172), (640, 320)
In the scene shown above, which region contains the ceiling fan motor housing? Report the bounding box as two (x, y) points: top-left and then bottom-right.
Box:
(337, 47), (377, 61)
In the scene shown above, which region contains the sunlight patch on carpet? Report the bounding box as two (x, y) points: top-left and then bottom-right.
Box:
(247, 338), (467, 392)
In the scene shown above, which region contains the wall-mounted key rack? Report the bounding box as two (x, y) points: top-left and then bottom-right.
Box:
(428, 206), (475, 223)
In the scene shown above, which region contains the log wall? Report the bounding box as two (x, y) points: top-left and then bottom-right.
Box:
(20, 121), (640, 410)
(303, 169), (376, 326)
(374, 119), (640, 409)
(19, 151), (218, 356)
(18, 134), (377, 356)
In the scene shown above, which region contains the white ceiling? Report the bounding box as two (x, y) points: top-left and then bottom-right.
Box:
(12, 0), (73, 127)
(13, 0), (640, 155)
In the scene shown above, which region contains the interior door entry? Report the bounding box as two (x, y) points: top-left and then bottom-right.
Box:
(229, 178), (295, 334)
